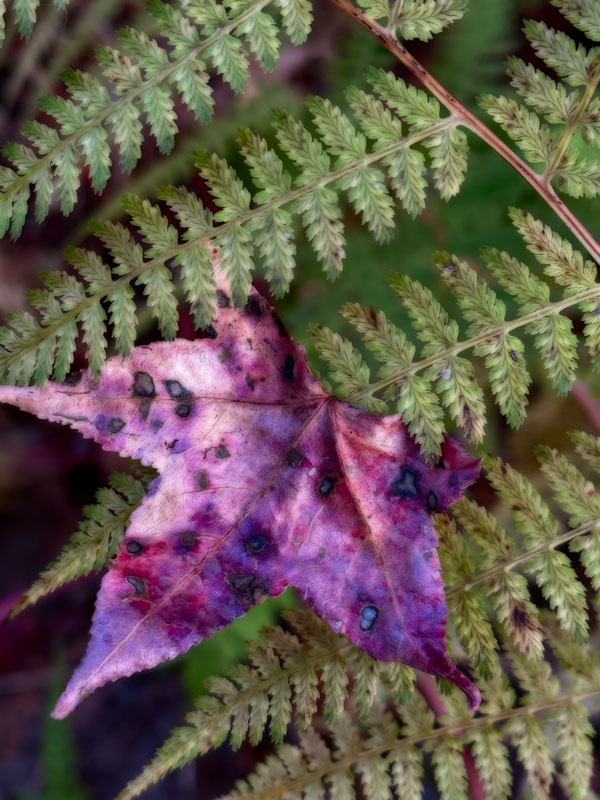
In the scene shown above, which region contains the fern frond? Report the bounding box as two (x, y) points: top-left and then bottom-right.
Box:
(216, 670), (599, 800)
(8, 472), (148, 618)
(312, 211), (599, 458)
(370, 0), (469, 43)
(0, 76), (467, 386)
(482, 5), (600, 195)
(0, 0), (314, 239)
(115, 608), (415, 800)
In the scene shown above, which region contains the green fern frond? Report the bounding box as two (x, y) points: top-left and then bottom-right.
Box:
(0, 75), (468, 386)
(311, 210), (599, 459)
(0, 0), (314, 240)
(481, 5), (600, 196)
(8, 472), (148, 618)
(216, 663), (599, 800)
(359, 0), (468, 43)
(115, 608), (416, 800)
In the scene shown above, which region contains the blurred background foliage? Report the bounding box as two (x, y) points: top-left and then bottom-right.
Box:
(0, 0), (599, 797)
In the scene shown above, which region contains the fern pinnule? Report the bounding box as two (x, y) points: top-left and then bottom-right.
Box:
(359, 0), (468, 43)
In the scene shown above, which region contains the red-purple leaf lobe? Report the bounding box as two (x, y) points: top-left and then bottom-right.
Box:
(0, 276), (481, 718)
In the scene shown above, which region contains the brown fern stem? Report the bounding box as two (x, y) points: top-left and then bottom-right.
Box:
(328, 0), (600, 266)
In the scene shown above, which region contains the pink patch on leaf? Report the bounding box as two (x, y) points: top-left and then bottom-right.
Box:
(0, 270), (481, 717)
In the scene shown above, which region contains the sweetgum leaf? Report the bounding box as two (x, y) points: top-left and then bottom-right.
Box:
(0, 269), (481, 718)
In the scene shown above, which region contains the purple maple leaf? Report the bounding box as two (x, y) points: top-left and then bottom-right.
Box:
(0, 271), (481, 717)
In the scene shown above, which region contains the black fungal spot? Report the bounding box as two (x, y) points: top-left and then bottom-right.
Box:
(166, 439), (179, 450)
(228, 574), (256, 593)
(283, 354), (295, 383)
(63, 369), (82, 386)
(286, 448), (304, 468)
(272, 313), (288, 337)
(245, 374), (256, 391)
(245, 533), (270, 555)
(390, 466), (419, 498)
(509, 349), (518, 362)
(245, 297), (263, 318)
(108, 417), (126, 434)
(199, 324), (218, 340)
(426, 491), (439, 511)
(215, 444), (230, 459)
(126, 540), (143, 555)
(140, 400), (152, 420)
(164, 379), (191, 399)
(217, 289), (231, 308)
(218, 347), (232, 363)
(359, 605), (379, 632)
(195, 470), (209, 490)
(179, 531), (197, 548)
(127, 576), (145, 595)
(133, 371), (156, 398)
(317, 474), (338, 498)
(175, 402), (193, 419)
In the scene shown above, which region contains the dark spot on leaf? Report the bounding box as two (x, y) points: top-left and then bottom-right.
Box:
(217, 289), (230, 308)
(228, 573), (256, 593)
(286, 448), (304, 468)
(317, 474), (338, 498)
(509, 349), (518, 362)
(283, 354), (295, 383)
(199, 324), (218, 340)
(245, 297), (262, 318)
(426, 491), (438, 511)
(126, 540), (143, 555)
(164, 380), (191, 399)
(359, 605), (379, 632)
(195, 470), (209, 490)
(215, 444), (230, 459)
(127, 576), (145, 595)
(245, 374), (255, 391)
(218, 347), (232, 363)
(245, 533), (270, 555)
(133, 371), (156, 398)
(140, 400), (152, 420)
(175, 402), (193, 418)
(63, 369), (82, 386)
(108, 417), (126, 434)
(146, 477), (161, 496)
(272, 313), (288, 337)
(391, 467), (419, 498)
(179, 531), (197, 548)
